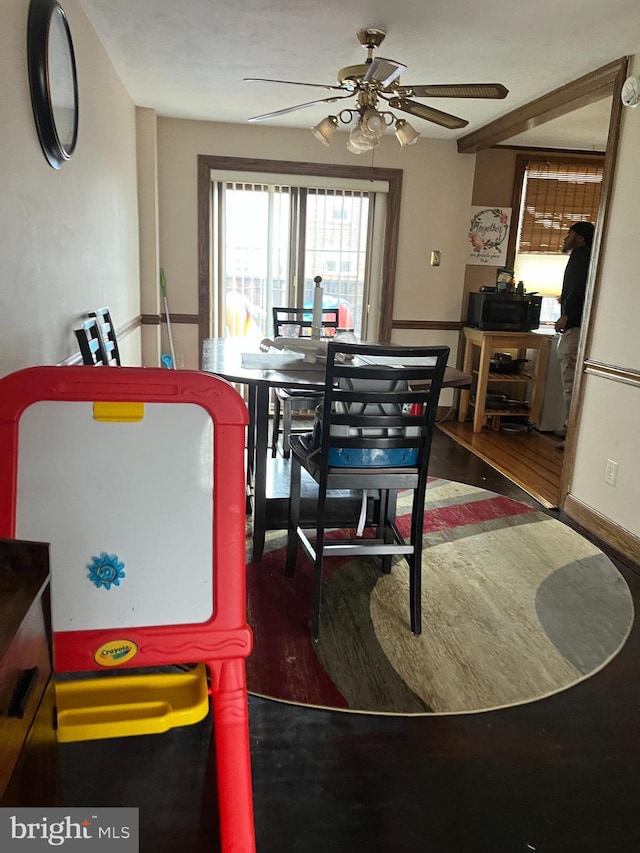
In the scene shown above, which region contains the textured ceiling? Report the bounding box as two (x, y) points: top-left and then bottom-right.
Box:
(79, 0), (637, 146)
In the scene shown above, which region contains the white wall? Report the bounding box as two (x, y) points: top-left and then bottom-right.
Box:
(151, 118), (476, 374)
(571, 54), (640, 539)
(0, 0), (140, 374)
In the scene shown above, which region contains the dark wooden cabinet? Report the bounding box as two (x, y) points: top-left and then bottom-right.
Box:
(0, 539), (58, 805)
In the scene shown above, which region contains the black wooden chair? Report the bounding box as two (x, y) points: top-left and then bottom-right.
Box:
(271, 306), (338, 459)
(89, 307), (121, 366)
(285, 340), (450, 641)
(75, 317), (109, 366)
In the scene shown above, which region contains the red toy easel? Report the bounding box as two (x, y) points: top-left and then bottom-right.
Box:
(0, 366), (255, 853)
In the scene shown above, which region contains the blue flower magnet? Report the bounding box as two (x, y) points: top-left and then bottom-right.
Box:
(88, 552), (126, 590)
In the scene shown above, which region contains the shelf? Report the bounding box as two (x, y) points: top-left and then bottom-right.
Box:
(55, 663), (210, 743)
(469, 402), (531, 416)
(473, 370), (534, 382)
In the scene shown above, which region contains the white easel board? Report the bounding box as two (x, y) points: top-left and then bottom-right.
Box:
(16, 401), (214, 632)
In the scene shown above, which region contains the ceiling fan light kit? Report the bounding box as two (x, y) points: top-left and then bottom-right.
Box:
(246, 27), (509, 154)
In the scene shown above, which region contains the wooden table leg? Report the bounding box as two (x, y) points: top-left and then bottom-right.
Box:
(458, 336), (474, 423)
(245, 384), (256, 515)
(251, 384), (270, 561)
(529, 336), (550, 425)
(473, 336), (492, 433)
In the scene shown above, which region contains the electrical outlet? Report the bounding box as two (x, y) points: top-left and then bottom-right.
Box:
(430, 250), (441, 267)
(175, 353), (185, 369)
(605, 458), (618, 486)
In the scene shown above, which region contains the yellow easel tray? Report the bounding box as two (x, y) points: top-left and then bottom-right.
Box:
(55, 663), (209, 743)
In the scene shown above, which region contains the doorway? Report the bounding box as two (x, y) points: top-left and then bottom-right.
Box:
(450, 58), (628, 509)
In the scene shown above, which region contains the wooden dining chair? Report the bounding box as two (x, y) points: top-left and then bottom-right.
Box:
(271, 306), (338, 458)
(285, 340), (450, 641)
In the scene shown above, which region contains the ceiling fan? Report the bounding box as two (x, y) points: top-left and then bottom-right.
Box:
(244, 28), (508, 152)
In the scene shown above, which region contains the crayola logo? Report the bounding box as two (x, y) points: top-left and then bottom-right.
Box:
(94, 640), (138, 666)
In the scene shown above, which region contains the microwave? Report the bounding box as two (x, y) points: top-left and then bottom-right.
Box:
(466, 292), (542, 332)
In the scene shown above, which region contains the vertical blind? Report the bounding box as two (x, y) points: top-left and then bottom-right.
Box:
(517, 160), (604, 253)
(216, 181), (376, 338)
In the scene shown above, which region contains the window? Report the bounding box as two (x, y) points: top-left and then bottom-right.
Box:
(511, 154), (604, 299)
(517, 158), (604, 254)
(539, 295), (562, 325)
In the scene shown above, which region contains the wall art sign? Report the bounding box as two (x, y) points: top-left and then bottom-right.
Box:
(466, 206), (511, 265)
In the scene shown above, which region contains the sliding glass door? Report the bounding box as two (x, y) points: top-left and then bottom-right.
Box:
(212, 175), (385, 341)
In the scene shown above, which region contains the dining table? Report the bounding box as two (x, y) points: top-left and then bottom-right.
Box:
(202, 336), (471, 560)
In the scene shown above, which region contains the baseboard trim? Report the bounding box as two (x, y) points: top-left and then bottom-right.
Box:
(392, 320), (463, 331)
(563, 493), (640, 566)
(140, 313), (199, 325)
(58, 351), (84, 366)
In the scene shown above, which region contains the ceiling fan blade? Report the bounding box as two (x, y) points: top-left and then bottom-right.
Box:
(244, 77), (345, 92)
(362, 57), (407, 88)
(387, 97), (469, 129)
(394, 83), (509, 99)
(248, 93), (353, 123)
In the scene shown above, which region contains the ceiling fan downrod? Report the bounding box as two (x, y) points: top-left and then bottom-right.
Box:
(357, 27), (386, 64)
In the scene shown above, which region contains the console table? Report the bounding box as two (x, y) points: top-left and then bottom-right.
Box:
(458, 327), (550, 433)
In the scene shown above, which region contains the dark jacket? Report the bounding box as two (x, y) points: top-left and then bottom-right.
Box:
(560, 244), (591, 330)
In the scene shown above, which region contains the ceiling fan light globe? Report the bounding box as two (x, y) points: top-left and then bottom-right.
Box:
(349, 121), (378, 150)
(346, 138), (364, 154)
(395, 119), (421, 147)
(361, 107), (384, 139)
(346, 137), (377, 154)
(311, 115), (339, 146)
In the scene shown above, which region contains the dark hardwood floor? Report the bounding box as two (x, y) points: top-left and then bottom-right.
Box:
(55, 431), (640, 852)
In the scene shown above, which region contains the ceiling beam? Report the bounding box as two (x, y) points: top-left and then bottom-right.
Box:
(457, 59), (627, 154)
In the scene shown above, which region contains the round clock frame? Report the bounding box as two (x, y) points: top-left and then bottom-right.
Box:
(27, 0), (79, 169)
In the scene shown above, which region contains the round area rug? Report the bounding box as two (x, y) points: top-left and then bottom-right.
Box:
(246, 478), (634, 715)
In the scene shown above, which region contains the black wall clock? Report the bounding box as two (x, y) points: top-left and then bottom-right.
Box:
(27, 0), (79, 169)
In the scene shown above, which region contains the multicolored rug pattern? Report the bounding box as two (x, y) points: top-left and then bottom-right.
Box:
(246, 478), (634, 715)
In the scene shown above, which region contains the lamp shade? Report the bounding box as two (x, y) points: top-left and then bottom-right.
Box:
(394, 119), (420, 147)
(311, 115), (338, 146)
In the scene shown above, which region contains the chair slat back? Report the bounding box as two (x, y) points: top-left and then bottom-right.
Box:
(75, 317), (108, 366)
(318, 342), (450, 466)
(273, 307), (338, 338)
(89, 307), (121, 366)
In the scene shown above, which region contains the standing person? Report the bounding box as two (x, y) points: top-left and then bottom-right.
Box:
(554, 220), (595, 449)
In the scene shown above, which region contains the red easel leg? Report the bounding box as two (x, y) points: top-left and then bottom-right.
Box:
(208, 659), (256, 853)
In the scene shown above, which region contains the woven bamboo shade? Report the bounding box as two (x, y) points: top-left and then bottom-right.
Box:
(517, 161), (604, 254)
